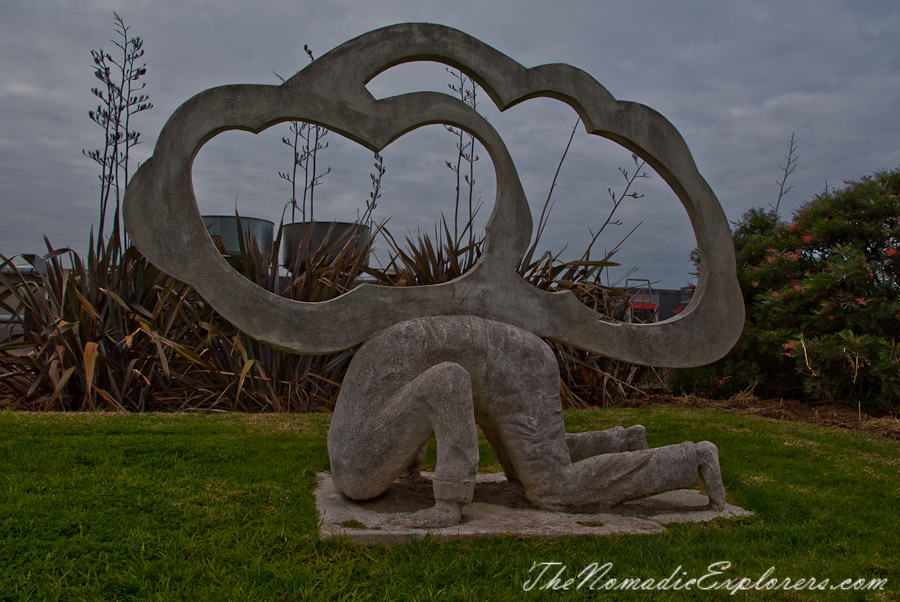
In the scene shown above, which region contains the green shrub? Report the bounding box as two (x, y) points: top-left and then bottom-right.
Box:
(671, 168), (900, 412)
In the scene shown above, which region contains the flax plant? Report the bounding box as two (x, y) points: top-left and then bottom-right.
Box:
(0, 216), (374, 411)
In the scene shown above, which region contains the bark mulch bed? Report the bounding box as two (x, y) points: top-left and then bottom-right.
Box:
(620, 393), (900, 442)
(2, 390), (897, 441)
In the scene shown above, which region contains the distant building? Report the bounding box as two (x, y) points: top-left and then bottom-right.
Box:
(621, 281), (694, 323)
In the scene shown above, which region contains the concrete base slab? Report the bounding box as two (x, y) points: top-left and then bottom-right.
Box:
(315, 472), (752, 545)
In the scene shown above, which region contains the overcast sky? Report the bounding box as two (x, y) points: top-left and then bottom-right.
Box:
(2, 0), (898, 289)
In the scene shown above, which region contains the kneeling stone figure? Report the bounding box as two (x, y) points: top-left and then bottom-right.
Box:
(328, 315), (726, 528)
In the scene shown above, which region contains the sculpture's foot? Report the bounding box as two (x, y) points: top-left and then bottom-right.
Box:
(386, 499), (463, 529)
(697, 441), (726, 511)
(625, 425), (649, 450)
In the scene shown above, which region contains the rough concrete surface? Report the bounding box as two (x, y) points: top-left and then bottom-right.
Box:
(315, 472), (753, 545)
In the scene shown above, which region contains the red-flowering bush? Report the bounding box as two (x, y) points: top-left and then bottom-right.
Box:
(671, 168), (900, 412)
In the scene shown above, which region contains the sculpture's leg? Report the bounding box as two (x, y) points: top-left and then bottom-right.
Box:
(488, 335), (725, 512)
(328, 361), (479, 528)
(534, 440), (726, 511)
(479, 423), (520, 483)
(565, 425), (649, 462)
(504, 413), (726, 512)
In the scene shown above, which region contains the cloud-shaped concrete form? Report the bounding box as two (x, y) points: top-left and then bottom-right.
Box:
(124, 23), (743, 368)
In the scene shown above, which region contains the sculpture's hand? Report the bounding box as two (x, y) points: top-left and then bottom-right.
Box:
(385, 499), (464, 529)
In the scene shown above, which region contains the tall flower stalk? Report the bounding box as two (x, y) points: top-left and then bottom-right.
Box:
(82, 12), (152, 259)
(276, 45), (330, 225)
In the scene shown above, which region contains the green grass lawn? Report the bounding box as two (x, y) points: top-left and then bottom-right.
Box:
(0, 408), (897, 601)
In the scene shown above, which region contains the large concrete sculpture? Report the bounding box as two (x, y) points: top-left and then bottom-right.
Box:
(124, 24), (744, 529)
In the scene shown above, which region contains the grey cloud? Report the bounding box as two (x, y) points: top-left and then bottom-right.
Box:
(1, 0), (898, 290)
